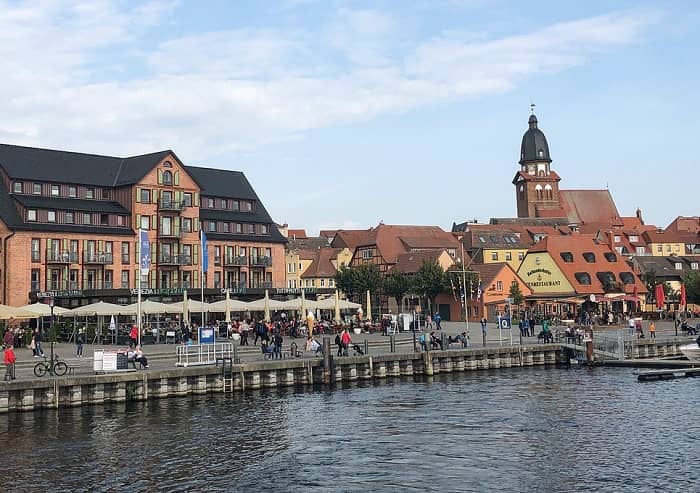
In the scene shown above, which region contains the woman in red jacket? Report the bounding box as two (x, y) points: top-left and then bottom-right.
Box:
(4, 345), (16, 381)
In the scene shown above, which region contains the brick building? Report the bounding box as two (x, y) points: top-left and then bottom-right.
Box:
(0, 144), (286, 307)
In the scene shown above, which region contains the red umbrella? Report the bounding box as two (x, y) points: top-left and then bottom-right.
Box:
(655, 284), (665, 310)
(680, 283), (687, 308)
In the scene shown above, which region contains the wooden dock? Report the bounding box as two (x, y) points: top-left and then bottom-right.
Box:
(638, 367), (700, 382)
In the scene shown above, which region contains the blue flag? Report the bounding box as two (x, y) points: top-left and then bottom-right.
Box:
(200, 230), (208, 271)
(139, 229), (150, 275)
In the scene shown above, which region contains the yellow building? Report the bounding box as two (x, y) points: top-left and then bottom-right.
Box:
(643, 230), (685, 256)
(455, 226), (529, 271)
(285, 247), (352, 289)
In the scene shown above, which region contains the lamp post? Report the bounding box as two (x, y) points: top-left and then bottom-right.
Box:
(49, 297), (55, 373)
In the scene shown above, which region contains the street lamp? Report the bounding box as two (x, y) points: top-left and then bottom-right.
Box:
(49, 297), (55, 373)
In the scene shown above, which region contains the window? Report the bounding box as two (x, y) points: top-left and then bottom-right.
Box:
(691, 262), (699, 270)
(84, 213), (92, 225)
(31, 269), (41, 291)
(140, 216), (149, 230)
(140, 189), (151, 203)
(244, 201), (252, 211)
(100, 214), (109, 226)
(31, 239), (40, 262)
(505, 251), (512, 261)
(51, 185), (59, 196)
(629, 235), (639, 242)
(361, 249), (372, 259)
(13, 182), (22, 193)
(496, 281), (503, 291)
(560, 252), (574, 263)
(27, 209), (37, 221)
(47, 211), (56, 222)
(122, 242), (130, 264)
(182, 218), (191, 233)
(207, 198), (214, 208)
(65, 212), (74, 224)
(102, 189), (110, 199)
(183, 193), (192, 207)
(163, 170), (172, 185)
(320, 279), (325, 287)
(666, 245), (672, 252)
(582, 252), (596, 263)
(248, 224), (255, 234)
(544, 184), (553, 200)
(33, 183), (41, 194)
(614, 235), (620, 243)
(574, 272), (591, 285)
(209, 221), (216, 232)
(329, 279), (334, 287)
(214, 272), (221, 289)
(656, 245), (662, 253)
(518, 252), (525, 261)
(121, 270), (129, 288)
(117, 215), (124, 227)
(535, 184), (543, 200)
(221, 199), (227, 209)
(619, 272), (635, 285)
(635, 246), (645, 254)
(596, 272), (616, 285)
(215, 246), (221, 264)
(232, 200), (240, 211)
(68, 186), (77, 198)
(604, 252), (617, 262)
(491, 252), (498, 261)
(86, 188), (94, 199)
(675, 262), (683, 271)
(262, 224), (269, 235)
(235, 223), (242, 234)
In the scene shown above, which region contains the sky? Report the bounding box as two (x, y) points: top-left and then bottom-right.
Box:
(1, 0), (698, 234)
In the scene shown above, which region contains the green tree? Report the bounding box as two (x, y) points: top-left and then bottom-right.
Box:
(509, 281), (524, 306)
(335, 263), (382, 302)
(335, 264), (358, 300)
(415, 260), (447, 314)
(383, 271), (412, 312)
(683, 272), (700, 304)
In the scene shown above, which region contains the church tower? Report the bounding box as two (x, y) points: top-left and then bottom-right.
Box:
(512, 113), (562, 218)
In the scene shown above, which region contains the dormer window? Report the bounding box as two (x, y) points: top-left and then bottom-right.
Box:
(538, 149), (544, 157)
(582, 252), (596, 263)
(604, 252), (617, 262)
(692, 262), (699, 270)
(51, 184), (59, 196)
(33, 183), (41, 195)
(574, 272), (591, 285)
(560, 252), (574, 263)
(619, 272), (635, 285)
(13, 182), (22, 193)
(629, 235), (638, 242)
(163, 170), (172, 185)
(675, 262), (683, 270)
(86, 188), (94, 199)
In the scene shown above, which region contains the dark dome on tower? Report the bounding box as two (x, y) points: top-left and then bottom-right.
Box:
(519, 114), (551, 164)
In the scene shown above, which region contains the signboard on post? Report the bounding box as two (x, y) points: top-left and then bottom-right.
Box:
(199, 327), (215, 345)
(500, 317), (512, 330)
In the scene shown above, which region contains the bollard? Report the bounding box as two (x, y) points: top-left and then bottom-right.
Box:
(441, 333), (447, 351)
(364, 339), (369, 356)
(323, 337), (332, 385)
(389, 335), (396, 353)
(233, 345), (240, 364)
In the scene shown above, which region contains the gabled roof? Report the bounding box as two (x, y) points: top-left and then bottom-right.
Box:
(364, 224), (459, 265)
(331, 229), (374, 250)
(392, 250), (448, 274)
(13, 195), (129, 214)
(666, 216), (700, 234)
(288, 237), (330, 250)
(0, 143), (173, 187)
(528, 234), (646, 295)
(184, 166), (257, 200)
(631, 255), (700, 279)
(287, 229), (307, 239)
(462, 227), (528, 249)
(559, 189), (622, 226)
(300, 248), (341, 278)
(642, 230), (685, 244)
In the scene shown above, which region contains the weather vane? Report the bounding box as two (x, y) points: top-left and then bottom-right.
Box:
(530, 102), (536, 114)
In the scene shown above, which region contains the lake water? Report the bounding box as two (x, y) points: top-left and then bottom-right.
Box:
(1, 367), (698, 492)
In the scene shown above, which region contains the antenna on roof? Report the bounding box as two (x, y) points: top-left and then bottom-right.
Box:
(530, 101), (536, 114)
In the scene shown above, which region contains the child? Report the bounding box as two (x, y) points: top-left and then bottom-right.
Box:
(4, 345), (16, 381)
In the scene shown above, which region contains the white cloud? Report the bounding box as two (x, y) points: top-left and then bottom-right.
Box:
(0, 2), (659, 163)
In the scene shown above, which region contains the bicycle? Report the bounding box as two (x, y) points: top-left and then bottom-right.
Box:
(34, 354), (68, 377)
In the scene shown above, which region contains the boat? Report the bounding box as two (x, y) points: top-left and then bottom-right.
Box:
(680, 343), (700, 361)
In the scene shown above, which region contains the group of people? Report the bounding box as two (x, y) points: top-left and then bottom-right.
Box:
(627, 317), (657, 339)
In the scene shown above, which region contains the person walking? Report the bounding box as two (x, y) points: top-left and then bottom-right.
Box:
(33, 328), (45, 358)
(340, 328), (352, 356)
(434, 313), (442, 331)
(480, 318), (488, 346)
(76, 328), (85, 357)
(4, 344), (16, 381)
(649, 321), (656, 339)
(129, 323), (139, 348)
(272, 332), (283, 360)
(3, 328), (14, 348)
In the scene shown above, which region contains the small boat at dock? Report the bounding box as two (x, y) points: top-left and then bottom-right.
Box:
(680, 342), (700, 361)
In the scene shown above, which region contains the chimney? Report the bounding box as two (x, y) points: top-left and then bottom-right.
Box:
(636, 208), (644, 224)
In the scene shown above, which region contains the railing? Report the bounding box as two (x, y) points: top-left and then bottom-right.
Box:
(158, 199), (185, 212)
(158, 254), (192, 266)
(224, 255), (247, 266)
(83, 252), (113, 264)
(46, 251), (78, 263)
(249, 281), (273, 289)
(250, 256), (272, 267)
(224, 282), (247, 290)
(176, 343), (233, 367)
(158, 229), (182, 239)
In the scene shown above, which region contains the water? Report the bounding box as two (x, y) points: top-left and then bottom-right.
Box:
(1, 368), (698, 492)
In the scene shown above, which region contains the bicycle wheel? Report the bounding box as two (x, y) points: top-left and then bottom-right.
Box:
(34, 362), (47, 377)
(53, 361), (68, 376)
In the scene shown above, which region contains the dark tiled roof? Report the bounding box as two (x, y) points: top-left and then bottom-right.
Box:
(13, 195), (129, 214)
(185, 166), (258, 200)
(199, 207), (273, 224)
(288, 237), (330, 250)
(12, 223), (134, 235)
(206, 228), (287, 244)
(0, 143), (171, 186)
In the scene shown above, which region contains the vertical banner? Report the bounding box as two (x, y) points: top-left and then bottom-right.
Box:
(200, 230), (208, 272)
(139, 229), (150, 276)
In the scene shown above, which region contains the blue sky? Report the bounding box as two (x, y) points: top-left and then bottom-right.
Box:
(0, 0), (698, 233)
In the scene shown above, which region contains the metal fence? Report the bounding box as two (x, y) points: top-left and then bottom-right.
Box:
(175, 343), (233, 367)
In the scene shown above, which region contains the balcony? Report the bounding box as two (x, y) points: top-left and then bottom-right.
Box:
(158, 253), (193, 266)
(250, 256), (272, 267)
(224, 255), (248, 266)
(46, 251), (78, 264)
(224, 281), (247, 290)
(250, 280), (273, 289)
(158, 228), (182, 239)
(158, 199), (185, 212)
(83, 252), (114, 264)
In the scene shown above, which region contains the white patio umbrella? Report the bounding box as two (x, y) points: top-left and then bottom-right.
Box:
(207, 298), (249, 313)
(64, 301), (127, 316)
(225, 289), (231, 323)
(19, 303), (70, 316)
(183, 290), (189, 327)
(264, 289), (270, 322)
(366, 290), (372, 323)
(301, 289), (306, 318)
(122, 300), (180, 315)
(0, 304), (41, 319)
(334, 290), (341, 323)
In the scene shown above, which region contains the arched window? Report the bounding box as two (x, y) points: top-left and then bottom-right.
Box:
(535, 184), (543, 200)
(163, 170), (172, 185)
(519, 184), (524, 198)
(544, 184), (553, 200)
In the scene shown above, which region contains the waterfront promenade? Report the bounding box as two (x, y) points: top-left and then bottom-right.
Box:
(3, 319), (690, 382)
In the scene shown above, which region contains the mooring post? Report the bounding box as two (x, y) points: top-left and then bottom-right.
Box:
(322, 336), (332, 385)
